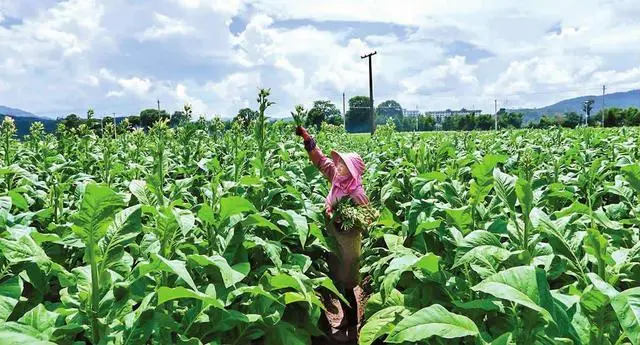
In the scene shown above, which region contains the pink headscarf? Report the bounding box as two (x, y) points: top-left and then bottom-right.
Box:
(325, 150), (369, 213)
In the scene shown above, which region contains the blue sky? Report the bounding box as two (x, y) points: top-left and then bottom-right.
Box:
(1, 0), (639, 119)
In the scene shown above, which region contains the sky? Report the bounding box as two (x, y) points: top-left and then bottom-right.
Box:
(1, 0), (639, 119)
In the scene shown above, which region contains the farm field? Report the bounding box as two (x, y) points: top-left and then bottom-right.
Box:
(1, 115), (640, 345)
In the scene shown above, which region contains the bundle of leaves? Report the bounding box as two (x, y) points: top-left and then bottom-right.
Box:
(331, 198), (379, 233)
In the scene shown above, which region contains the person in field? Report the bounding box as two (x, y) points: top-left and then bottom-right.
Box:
(295, 125), (368, 343)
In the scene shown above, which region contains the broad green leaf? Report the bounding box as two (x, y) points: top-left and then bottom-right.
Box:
(493, 168), (517, 211)
(172, 207), (196, 236)
(414, 253), (440, 274)
(583, 228), (615, 267)
(453, 245), (512, 269)
(515, 178), (534, 216)
(151, 254), (197, 290)
(242, 214), (286, 236)
(157, 286), (223, 308)
(359, 306), (409, 345)
(472, 266), (554, 322)
(219, 196), (257, 220)
(129, 179), (155, 205)
(407, 199), (432, 234)
(365, 290), (405, 320)
(421, 171), (447, 182)
(445, 206), (473, 234)
(188, 254), (249, 288)
(0, 330), (56, 345)
(587, 273), (619, 299)
(273, 208), (309, 247)
(385, 304), (479, 343)
(72, 183), (125, 244)
(621, 164), (640, 194)
(17, 304), (59, 338)
(453, 299), (502, 312)
(8, 190), (28, 211)
(0, 276), (23, 321)
(0, 235), (50, 267)
(611, 287), (640, 345)
(264, 321), (310, 345)
(98, 205), (142, 272)
(0, 196), (11, 212)
(489, 332), (514, 345)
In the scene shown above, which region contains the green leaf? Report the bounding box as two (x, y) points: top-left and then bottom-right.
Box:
(0, 330), (56, 345)
(365, 290), (405, 320)
(421, 171), (448, 182)
(611, 287), (640, 345)
(493, 168), (517, 211)
(264, 321), (310, 345)
(219, 196), (257, 220)
(8, 190), (28, 211)
(129, 179), (155, 205)
(17, 304), (59, 338)
(453, 245), (512, 269)
(359, 306), (409, 345)
(587, 273), (619, 299)
(445, 206), (473, 234)
(157, 286), (223, 308)
(151, 254), (197, 290)
(98, 205), (142, 272)
(489, 332), (514, 345)
(472, 266), (554, 322)
(515, 178), (534, 216)
(0, 196), (11, 212)
(413, 253), (440, 274)
(273, 208), (309, 247)
(0, 276), (23, 321)
(621, 164), (640, 194)
(385, 304), (479, 343)
(0, 235), (50, 267)
(72, 183), (125, 244)
(242, 214), (286, 236)
(188, 254), (248, 288)
(583, 228), (615, 267)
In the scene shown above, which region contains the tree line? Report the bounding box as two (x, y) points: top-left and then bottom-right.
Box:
(4, 97), (640, 138)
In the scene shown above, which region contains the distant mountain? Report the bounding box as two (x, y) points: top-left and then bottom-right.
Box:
(0, 105), (57, 136)
(0, 105), (43, 119)
(510, 89), (640, 123)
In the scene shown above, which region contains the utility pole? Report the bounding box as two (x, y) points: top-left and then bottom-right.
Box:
(157, 99), (160, 111)
(342, 92), (346, 127)
(361, 51), (377, 135)
(602, 84), (606, 127)
(494, 99), (498, 130)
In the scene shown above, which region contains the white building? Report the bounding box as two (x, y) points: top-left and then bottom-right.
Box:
(425, 108), (482, 119)
(402, 109), (421, 117)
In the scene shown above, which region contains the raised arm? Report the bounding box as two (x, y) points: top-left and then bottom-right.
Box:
(296, 126), (336, 181)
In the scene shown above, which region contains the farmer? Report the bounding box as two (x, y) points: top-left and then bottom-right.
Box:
(295, 125), (368, 342)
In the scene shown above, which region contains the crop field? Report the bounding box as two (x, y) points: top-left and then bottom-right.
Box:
(1, 112), (640, 345)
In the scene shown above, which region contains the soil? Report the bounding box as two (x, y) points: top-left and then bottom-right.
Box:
(311, 276), (372, 345)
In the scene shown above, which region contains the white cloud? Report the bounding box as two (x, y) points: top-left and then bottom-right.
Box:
(138, 13), (196, 41)
(79, 75), (100, 86)
(172, 0), (244, 14)
(401, 56), (478, 94)
(117, 77), (152, 96)
(173, 83), (208, 115)
(106, 90), (124, 98)
(1, 0), (639, 118)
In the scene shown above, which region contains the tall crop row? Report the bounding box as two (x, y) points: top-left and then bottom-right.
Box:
(0, 107), (640, 345)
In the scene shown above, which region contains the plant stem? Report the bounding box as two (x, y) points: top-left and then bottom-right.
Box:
(88, 238), (101, 344)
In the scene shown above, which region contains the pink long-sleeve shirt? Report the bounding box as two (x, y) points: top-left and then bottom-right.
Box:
(307, 142), (369, 213)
